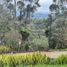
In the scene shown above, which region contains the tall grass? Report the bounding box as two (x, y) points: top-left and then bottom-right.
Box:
(0, 52), (49, 67)
(0, 52), (67, 67)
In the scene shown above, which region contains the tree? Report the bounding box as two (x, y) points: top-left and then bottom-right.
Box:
(2, 0), (40, 51)
(50, 17), (67, 49)
(50, 0), (67, 18)
(17, 0), (40, 26)
(0, 5), (11, 44)
(47, 0), (67, 49)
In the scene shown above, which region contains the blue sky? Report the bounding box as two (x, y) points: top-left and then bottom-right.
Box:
(0, 0), (52, 14)
(16, 0), (52, 18)
(36, 0), (52, 14)
(0, 0), (53, 18)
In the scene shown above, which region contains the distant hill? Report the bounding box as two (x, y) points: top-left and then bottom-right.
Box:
(32, 13), (48, 18)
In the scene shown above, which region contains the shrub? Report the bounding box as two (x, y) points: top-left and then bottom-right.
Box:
(19, 27), (31, 41)
(32, 52), (50, 64)
(24, 44), (29, 51)
(7, 56), (17, 67)
(55, 55), (67, 64)
(0, 57), (4, 67)
(0, 45), (11, 53)
(31, 37), (49, 51)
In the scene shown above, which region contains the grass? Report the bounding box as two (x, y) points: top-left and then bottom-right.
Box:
(17, 64), (67, 67)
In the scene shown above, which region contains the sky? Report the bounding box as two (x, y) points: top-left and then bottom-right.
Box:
(0, 0), (53, 18)
(34, 0), (52, 18)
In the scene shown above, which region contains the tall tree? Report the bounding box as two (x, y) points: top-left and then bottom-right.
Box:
(2, 0), (40, 51)
(47, 0), (67, 49)
(0, 5), (11, 44)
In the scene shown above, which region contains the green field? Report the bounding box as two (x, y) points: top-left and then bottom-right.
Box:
(17, 64), (67, 67)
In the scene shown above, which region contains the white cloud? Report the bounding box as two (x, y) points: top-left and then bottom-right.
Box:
(36, 0), (52, 14)
(39, 0), (47, 4)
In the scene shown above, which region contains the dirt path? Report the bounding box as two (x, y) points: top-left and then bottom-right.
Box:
(15, 51), (67, 58)
(43, 51), (67, 58)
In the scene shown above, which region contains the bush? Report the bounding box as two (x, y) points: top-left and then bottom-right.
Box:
(19, 27), (31, 41)
(55, 55), (67, 64)
(31, 36), (49, 51)
(31, 52), (50, 64)
(0, 45), (11, 53)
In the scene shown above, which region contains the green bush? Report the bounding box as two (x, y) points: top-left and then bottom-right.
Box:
(0, 45), (11, 53)
(31, 36), (49, 51)
(31, 52), (50, 64)
(19, 27), (31, 41)
(55, 55), (67, 64)
(0, 59), (4, 67)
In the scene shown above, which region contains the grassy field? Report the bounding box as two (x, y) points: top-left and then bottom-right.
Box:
(17, 64), (67, 67)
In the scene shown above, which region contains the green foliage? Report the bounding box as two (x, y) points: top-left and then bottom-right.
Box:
(55, 55), (67, 64)
(51, 17), (67, 49)
(7, 56), (17, 67)
(19, 28), (31, 41)
(24, 44), (29, 51)
(0, 45), (11, 53)
(31, 52), (50, 64)
(0, 52), (50, 66)
(0, 53), (67, 66)
(48, 0), (67, 49)
(31, 36), (49, 51)
(0, 59), (4, 67)
(46, 16), (67, 49)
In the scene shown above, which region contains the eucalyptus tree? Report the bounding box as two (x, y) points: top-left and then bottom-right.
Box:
(2, 0), (40, 30)
(50, 17), (67, 49)
(50, 0), (67, 18)
(2, 0), (40, 27)
(17, 0), (40, 27)
(17, 0), (40, 51)
(17, 1), (25, 22)
(2, 0), (40, 51)
(47, 0), (67, 49)
(0, 5), (11, 44)
(49, 1), (59, 20)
